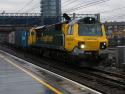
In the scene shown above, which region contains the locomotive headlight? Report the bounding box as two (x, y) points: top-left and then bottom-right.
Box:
(78, 42), (85, 49)
(80, 44), (85, 49)
(103, 42), (106, 45)
(100, 42), (107, 49)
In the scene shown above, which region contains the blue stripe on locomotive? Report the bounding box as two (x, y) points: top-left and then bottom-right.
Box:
(15, 30), (29, 48)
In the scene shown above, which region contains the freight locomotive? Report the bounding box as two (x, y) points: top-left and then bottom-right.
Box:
(7, 14), (108, 63)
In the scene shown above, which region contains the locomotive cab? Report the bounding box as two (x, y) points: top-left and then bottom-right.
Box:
(64, 17), (108, 57)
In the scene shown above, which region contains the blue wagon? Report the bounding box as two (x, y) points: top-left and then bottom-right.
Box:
(15, 30), (29, 48)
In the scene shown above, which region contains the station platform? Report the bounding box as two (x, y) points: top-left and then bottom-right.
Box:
(0, 50), (101, 94)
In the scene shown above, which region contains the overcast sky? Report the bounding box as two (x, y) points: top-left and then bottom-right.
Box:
(0, 0), (125, 22)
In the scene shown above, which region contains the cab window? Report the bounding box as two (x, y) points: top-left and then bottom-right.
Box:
(68, 25), (73, 35)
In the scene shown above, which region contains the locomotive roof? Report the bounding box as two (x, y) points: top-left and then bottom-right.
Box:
(35, 25), (45, 30)
(69, 17), (99, 25)
(34, 17), (99, 30)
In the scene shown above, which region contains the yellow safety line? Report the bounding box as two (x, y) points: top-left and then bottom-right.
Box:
(0, 54), (62, 94)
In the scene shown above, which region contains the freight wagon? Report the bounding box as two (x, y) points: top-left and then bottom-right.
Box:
(8, 30), (29, 48)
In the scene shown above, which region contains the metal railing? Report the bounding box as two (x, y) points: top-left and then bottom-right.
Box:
(0, 13), (100, 19)
(0, 13), (41, 17)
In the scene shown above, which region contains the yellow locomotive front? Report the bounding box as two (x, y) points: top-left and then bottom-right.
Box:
(63, 17), (108, 58)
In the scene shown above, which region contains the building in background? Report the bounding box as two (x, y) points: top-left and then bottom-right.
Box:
(40, 0), (61, 25)
(104, 22), (125, 38)
(40, 0), (61, 17)
(104, 22), (125, 47)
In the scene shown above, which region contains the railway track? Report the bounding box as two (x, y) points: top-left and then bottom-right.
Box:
(79, 68), (125, 88)
(0, 44), (125, 94)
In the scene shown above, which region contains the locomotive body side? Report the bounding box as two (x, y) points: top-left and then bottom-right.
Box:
(29, 24), (65, 50)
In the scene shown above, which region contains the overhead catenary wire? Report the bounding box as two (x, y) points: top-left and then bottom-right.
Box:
(62, 0), (110, 13)
(62, 0), (97, 10)
(27, 6), (40, 13)
(14, 0), (121, 21)
(62, 0), (80, 7)
(23, 3), (40, 13)
(100, 5), (125, 21)
(62, 0), (73, 4)
(63, 0), (109, 12)
(16, 0), (35, 13)
(100, 6), (125, 14)
(62, 0), (96, 7)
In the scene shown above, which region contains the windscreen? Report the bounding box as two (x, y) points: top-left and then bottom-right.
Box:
(78, 24), (102, 36)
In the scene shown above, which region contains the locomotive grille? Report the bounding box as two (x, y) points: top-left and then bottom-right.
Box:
(85, 41), (99, 50)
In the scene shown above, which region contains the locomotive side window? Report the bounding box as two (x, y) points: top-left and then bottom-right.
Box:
(68, 25), (73, 35)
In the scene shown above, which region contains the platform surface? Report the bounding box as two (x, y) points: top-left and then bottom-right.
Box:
(0, 55), (63, 94)
(0, 50), (101, 94)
